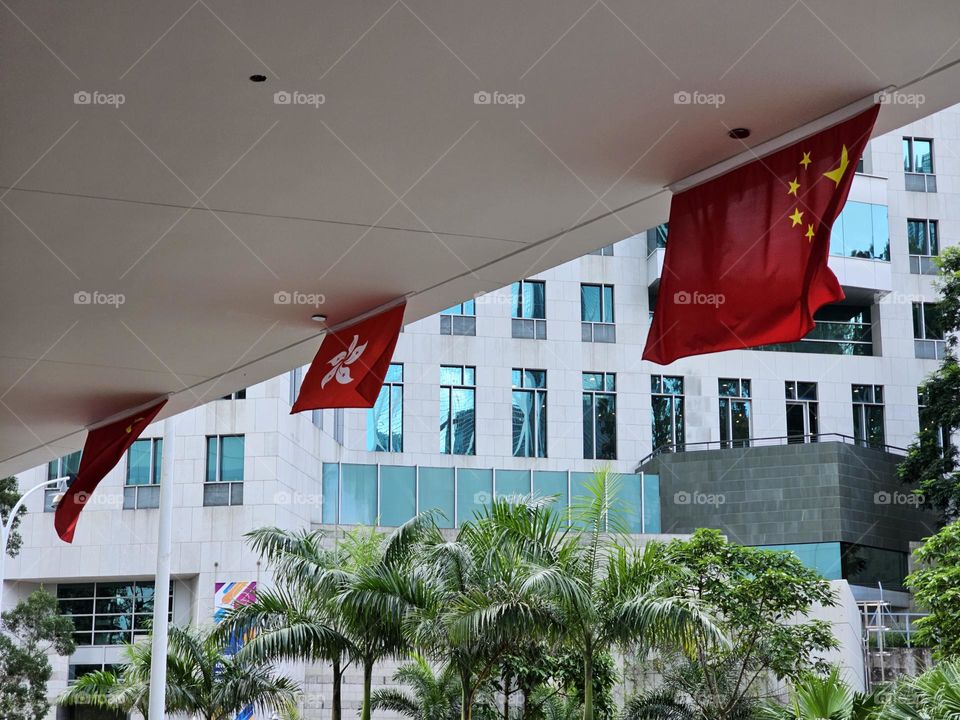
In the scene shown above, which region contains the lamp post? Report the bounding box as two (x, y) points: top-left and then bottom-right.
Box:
(0, 475), (70, 620)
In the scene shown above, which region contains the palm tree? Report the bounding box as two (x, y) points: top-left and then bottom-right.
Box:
(371, 653), (464, 720)
(878, 659), (960, 720)
(58, 624), (298, 720)
(220, 527), (352, 720)
(226, 518), (431, 720)
(758, 667), (883, 720)
(342, 499), (560, 720)
(456, 469), (726, 720)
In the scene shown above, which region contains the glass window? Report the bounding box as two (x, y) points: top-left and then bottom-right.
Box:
(533, 470), (568, 511)
(511, 280), (546, 339)
(220, 389), (246, 400)
(289, 366), (303, 406)
(368, 363), (403, 452)
(580, 284), (614, 323)
(651, 375), (684, 451)
(785, 381), (818, 444)
(440, 300), (477, 335)
(903, 137), (934, 174)
(340, 464), (377, 525)
(830, 201), (890, 260)
(58, 581), (171, 647)
(380, 465), (417, 526)
(512, 369), (547, 458)
(204, 435), (244, 506)
(719, 379), (751, 448)
(758, 304), (873, 356)
(512, 280), (545, 319)
(457, 468), (492, 526)
(440, 366), (476, 455)
(124, 438), (163, 510)
(852, 384), (885, 448)
(589, 244), (614, 256)
(48, 451), (81, 481)
(322, 463), (339, 524)
(647, 224), (668, 255)
(913, 303), (944, 340)
(583, 373), (617, 459)
(418, 467), (455, 528)
(495, 469), (531, 500)
(908, 218), (939, 259)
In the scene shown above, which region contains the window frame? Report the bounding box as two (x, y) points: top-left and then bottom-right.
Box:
(903, 136), (934, 174)
(440, 365), (477, 456)
(651, 375), (685, 451)
(57, 581), (172, 647)
(512, 368), (547, 458)
(852, 384), (885, 448)
(580, 283), (616, 343)
(203, 434), (245, 507)
(785, 381), (819, 444)
(368, 363), (404, 452)
(582, 372), (617, 460)
(440, 300), (477, 336)
(719, 378), (752, 449)
(511, 280), (547, 339)
(124, 437), (163, 510)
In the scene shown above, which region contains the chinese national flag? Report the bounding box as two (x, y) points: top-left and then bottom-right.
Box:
(291, 302), (406, 412)
(55, 400), (166, 543)
(643, 105), (879, 365)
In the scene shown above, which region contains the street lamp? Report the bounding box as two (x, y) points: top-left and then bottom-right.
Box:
(0, 475), (70, 619)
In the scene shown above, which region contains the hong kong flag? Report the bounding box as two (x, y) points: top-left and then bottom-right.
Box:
(643, 105), (879, 365)
(55, 399), (166, 543)
(292, 302), (406, 412)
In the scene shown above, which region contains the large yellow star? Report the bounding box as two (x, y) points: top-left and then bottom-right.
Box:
(789, 208), (804, 227)
(805, 224), (816, 242)
(787, 178), (800, 196)
(800, 152), (812, 169)
(823, 145), (850, 187)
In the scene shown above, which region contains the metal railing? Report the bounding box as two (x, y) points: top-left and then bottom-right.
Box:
(637, 432), (907, 470)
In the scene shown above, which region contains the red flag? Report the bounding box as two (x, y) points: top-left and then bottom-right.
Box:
(643, 105), (879, 365)
(55, 400), (166, 543)
(292, 302), (405, 412)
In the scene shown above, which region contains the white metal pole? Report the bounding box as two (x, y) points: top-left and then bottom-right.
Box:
(148, 418), (176, 720)
(0, 476), (69, 620)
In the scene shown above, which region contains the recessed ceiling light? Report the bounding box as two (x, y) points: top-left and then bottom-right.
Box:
(311, 314), (327, 322)
(728, 127), (750, 140)
(249, 74), (267, 83)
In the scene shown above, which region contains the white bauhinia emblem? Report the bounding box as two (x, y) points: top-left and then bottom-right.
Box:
(321, 334), (368, 389)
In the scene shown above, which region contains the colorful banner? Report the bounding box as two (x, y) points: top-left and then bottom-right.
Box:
(214, 581), (257, 720)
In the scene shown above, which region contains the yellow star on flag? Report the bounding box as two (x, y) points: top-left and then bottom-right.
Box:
(805, 224), (816, 242)
(789, 208), (804, 227)
(799, 152), (812, 169)
(823, 145), (850, 187)
(787, 178), (800, 196)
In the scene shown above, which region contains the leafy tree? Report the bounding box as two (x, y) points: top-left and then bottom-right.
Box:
(758, 667), (883, 720)
(658, 529), (838, 719)
(58, 624), (298, 720)
(0, 476), (25, 557)
(371, 653), (469, 720)
(904, 520), (960, 659)
(899, 246), (960, 519)
(0, 588), (75, 719)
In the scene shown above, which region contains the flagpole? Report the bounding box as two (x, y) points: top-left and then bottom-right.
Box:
(148, 417), (176, 719)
